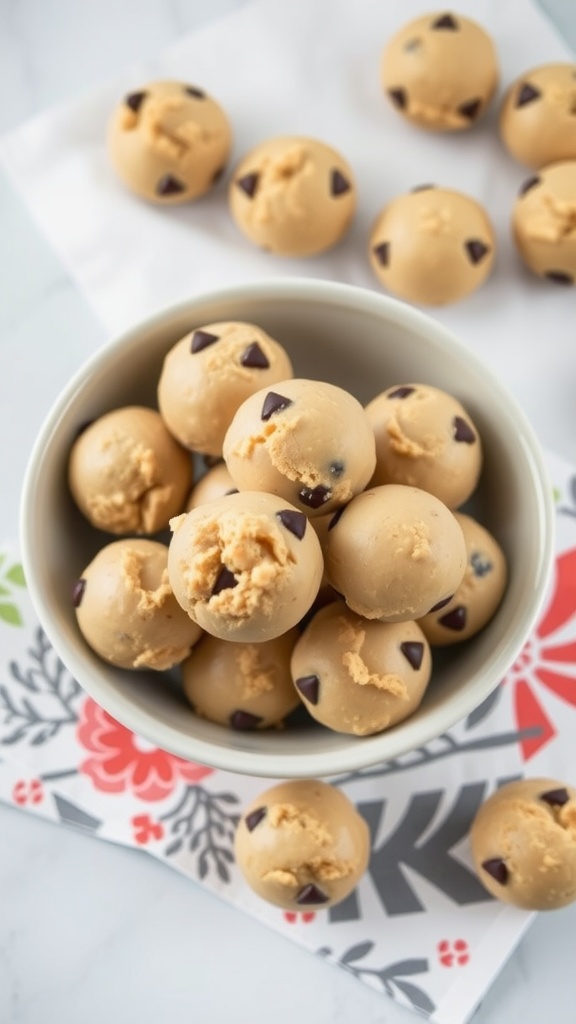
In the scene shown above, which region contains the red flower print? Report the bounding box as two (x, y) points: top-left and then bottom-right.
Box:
(132, 814), (164, 844)
(12, 778), (44, 806)
(283, 911), (316, 924)
(505, 549), (576, 760)
(77, 698), (213, 802)
(437, 939), (470, 967)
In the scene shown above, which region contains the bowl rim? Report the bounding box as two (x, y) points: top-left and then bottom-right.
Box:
(20, 277), (556, 778)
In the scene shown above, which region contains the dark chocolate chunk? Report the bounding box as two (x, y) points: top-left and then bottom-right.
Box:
(516, 82), (541, 107)
(373, 241), (390, 266)
(296, 884), (329, 905)
(211, 566), (238, 595)
(276, 509), (307, 540)
(329, 460), (345, 477)
(240, 341), (270, 369)
(458, 98), (482, 120)
(470, 551), (493, 577)
(400, 641), (424, 670)
(156, 174), (186, 196)
(331, 169), (351, 196)
(184, 85), (206, 99)
(388, 385), (415, 399)
(191, 329), (219, 353)
(299, 485), (332, 509)
(439, 605), (467, 631)
(236, 172), (259, 198)
(245, 806), (267, 831)
(411, 184), (434, 192)
(481, 857), (509, 885)
(72, 579), (86, 608)
(431, 13), (459, 29)
(261, 391), (293, 421)
(295, 674), (320, 705)
(125, 90), (147, 113)
(429, 594), (453, 613)
(328, 506), (346, 530)
(230, 710), (263, 731)
(388, 87), (407, 110)
(465, 239), (490, 265)
(540, 787), (570, 807)
(518, 175), (541, 197)
(545, 270), (574, 285)
(453, 416), (476, 443)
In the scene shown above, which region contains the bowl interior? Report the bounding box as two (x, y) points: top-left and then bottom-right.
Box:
(21, 280), (554, 778)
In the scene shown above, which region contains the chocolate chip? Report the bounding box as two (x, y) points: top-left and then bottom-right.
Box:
(295, 675), (320, 705)
(125, 90), (147, 112)
(458, 98), (482, 120)
(373, 241), (390, 266)
(329, 461), (345, 477)
(240, 341), (270, 369)
(261, 391), (293, 421)
(465, 239), (490, 265)
(429, 594), (453, 613)
(516, 82), (541, 107)
(388, 385), (415, 399)
(328, 506), (345, 530)
(296, 884), (329, 905)
(299, 485), (331, 509)
(518, 175), (541, 197)
(245, 806), (267, 831)
(400, 641), (424, 670)
(72, 579), (86, 608)
(211, 566), (238, 595)
(331, 169), (351, 196)
(184, 85), (206, 99)
(156, 175), (186, 196)
(276, 509), (307, 539)
(411, 184), (434, 192)
(470, 551), (493, 577)
(230, 710), (263, 731)
(540, 787), (570, 807)
(388, 88), (407, 110)
(439, 605), (467, 631)
(431, 13), (459, 29)
(481, 857), (509, 885)
(191, 329), (219, 353)
(453, 416), (476, 443)
(545, 270), (574, 285)
(236, 172), (259, 198)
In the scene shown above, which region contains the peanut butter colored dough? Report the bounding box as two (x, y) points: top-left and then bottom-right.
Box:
(185, 462), (237, 511)
(158, 321), (293, 457)
(499, 64), (576, 169)
(470, 778), (576, 910)
(418, 512), (507, 645)
(365, 383), (482, 509)
(223, 378), (376, 517)
(324, 484), (466, 622)
(234, 779), (370, 910)
(74, 538), (202, 670)
(228, 136), (356, 257)
(381, 12), (498, 132)
(369, 186), (495, 306)
(167, 491), (323, 642)
(512, 161), (576, 286)
(69, 406), (192, 535)
(107, 80), (231, 203)
(182, 628), (300, 730)
(291, 601), (432, 736)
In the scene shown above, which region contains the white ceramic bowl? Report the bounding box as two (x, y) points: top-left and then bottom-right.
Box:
(20, 279), (554, 778)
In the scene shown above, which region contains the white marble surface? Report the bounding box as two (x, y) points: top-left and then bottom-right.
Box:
(1, 3), (576, 1023)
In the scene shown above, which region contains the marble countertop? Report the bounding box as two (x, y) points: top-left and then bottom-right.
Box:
(1, 2), (576, 1022)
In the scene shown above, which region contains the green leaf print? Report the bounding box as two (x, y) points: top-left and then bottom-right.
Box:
(0, 603), (23, 627)
(5, 564), (25, 587)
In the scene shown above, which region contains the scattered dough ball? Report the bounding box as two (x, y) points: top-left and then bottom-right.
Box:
(167, 490), (323, 642)
(512, 161), (576, 286)
(158, 321), (293, 457)
(365, 383), (482, 508)
(68, 406), (192, 535)
(107, 80), (232, 203)
(470, 778), (576, 910)
(223, 378), (376, 516)
(186, 462), (237, 511)
(381, 11), (498, 132)
(291, 601), (432, 736)
(234, 779), (370, 910)
(182, 628), (300, 730)
(418, 513), (507, 644)
(73, 538), (202, 670)
(499, 63), (576, 169)
(228, 135), (356, 256)
(369, 186), (496, 305)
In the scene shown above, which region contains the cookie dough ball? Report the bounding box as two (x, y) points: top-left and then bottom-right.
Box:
(291, 601), (432, 736)
(365, 383), (482, 508)
(74, 538), (202, 670)
(182, 628), (300, 730)
(325, 484), (467, 622)
(229, 136), (356, 257)
(158, 322), (293, 457)
(470, 778), (576, 910)
(168, 491), (323, 642)
(107, 80), (232, 203)
(512, 162), (576, 286)
(418, 513), (507, 644)
(381, 12), (498, 132)
(369, 186), (496, 305)
(185, 462), (237, 511)
(69, 406), (192, 535)
(234, 779), (370, 910)
(223, 379), (376, 516)
(499, 64), (576, 169)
